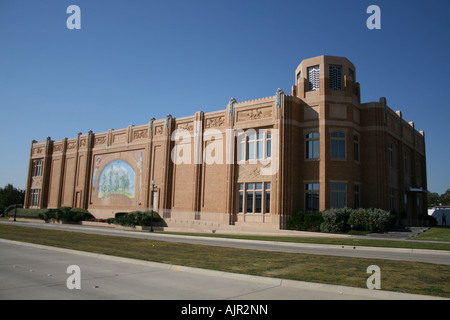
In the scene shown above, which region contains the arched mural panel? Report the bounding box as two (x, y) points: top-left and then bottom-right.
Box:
(90, 150), (144, 208)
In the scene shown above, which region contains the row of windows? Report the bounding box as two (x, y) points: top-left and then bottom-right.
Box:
(298, 65), (354, 92)
(305, 132), (360, 161)
(304, 183), (361, 212)
(388, 143), (422, 173)
(238, 182), (271, 214)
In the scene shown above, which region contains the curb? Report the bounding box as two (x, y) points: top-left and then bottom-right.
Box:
(0, 238), (446, 300)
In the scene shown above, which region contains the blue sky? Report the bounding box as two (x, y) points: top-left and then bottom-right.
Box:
(0, 0), (449, 194)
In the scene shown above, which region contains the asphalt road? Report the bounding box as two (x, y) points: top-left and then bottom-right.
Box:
(1, 221), (449, 265)
(0, 239), (443, 301)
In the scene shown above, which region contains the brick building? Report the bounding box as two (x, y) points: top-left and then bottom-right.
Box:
(24, 55), (427, 230)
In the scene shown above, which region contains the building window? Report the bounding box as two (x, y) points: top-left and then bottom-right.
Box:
(307, 65), (320, 91)
(248, 133), (256, 160)
(417, 194), (422, 215)
(354, 135), (360, 162)
(404, 151), (410, 174)
(329, 65), (342, 90)
(354, 184), (361, 208)
(239, 135), (246, 162)
(245, 183), (263, 213)
(30, 189), (40, 207)
(238, 130), (272, 162)
(238, 182), (271, 214)
(305, 183), (320, 213)
(388, 143), (394, 168)
(348, 69), (354, 81)
(265, 183), (271, 214)
(331, 132), (346, 159)
(389, 188), (396, 213)
(266, 132), (272, 158)
(297, 72), (301, 84)
(33, 160), (43, 177)
(305, 132), (320, 159)
(238, 183), (244, 213)
(331, 183), (346, 208)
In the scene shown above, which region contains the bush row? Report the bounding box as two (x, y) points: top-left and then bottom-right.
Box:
(109, 211), (161, 227)
(37, 207), (95, 223)
(286, 207), (395, 233)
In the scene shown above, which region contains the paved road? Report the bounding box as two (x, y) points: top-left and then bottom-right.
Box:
(0, 239), (443, 301)
(1, 221), (449, 265)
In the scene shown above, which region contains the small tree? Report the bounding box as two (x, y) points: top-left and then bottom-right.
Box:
(0, 184), (25, 213)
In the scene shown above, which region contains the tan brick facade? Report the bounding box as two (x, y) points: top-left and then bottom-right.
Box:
(24, 56), (427, 229)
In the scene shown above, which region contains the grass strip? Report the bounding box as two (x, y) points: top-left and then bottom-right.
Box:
(0, 224), (449, 298)
(160, 231), (450, 251)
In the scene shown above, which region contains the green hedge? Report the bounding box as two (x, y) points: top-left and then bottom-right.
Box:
(111, 211), (161, 227)
(286, 211), (323, 232)
(348, 208), (393, 233)
(287, 207), (394, 234)
(37, 207), (95, 223)
(320, 207), (353, 233)
(6, 207), (48, 219)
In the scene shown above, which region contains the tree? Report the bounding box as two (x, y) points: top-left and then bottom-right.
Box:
(0, 184), (25, 212)
(427, 191), (440, 207)
(428, 189), (450, 207)
(440, 189), (450, 206)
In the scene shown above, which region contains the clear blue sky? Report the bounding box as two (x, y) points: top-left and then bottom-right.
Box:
(0, 0), (449, 194)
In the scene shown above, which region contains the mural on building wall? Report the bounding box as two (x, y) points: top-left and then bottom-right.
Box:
(97, 160), (135, 198)
(91, 150), (144, 205)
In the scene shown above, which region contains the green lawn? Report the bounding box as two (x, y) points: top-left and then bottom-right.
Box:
(0, 224), (449, 298)
(410, 227), (450, 242)
(161, 228), (450, 251)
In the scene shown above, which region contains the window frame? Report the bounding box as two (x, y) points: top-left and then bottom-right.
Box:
(33, 160), (43, 177)
(354, 183), (361, 209)
(329, 65), (343, 90)
(237, 182), (271, 214)
(30, 189), (40, 207)
(305, 132), (320, 160)
(330, 131), (346, 160)
(238, 129), (272, 162)
(305, 183), (320, 213)
(330, 183), (347, 208)
(353, 134), (360, 162)
(307, 65), (320, 91)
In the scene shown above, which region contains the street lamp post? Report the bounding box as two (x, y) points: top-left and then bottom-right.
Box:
(150, 180), (157, 232)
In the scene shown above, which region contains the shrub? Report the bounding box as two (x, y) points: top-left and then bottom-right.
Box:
(37, 207), (94, 223)
(320, 208), (353, 233)
(113, 211), (161, 227)
(37, 208), (57, 222)
(66, 208), (95, 223)
(286, 211), (323, 231)
(348, 208), (392, 232)
(365, 208), (391, 232)
(286, 211), (305, 230)
(348, 209), (369, 230)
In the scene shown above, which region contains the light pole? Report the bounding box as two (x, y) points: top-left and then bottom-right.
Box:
(150, 180), (157, 232)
